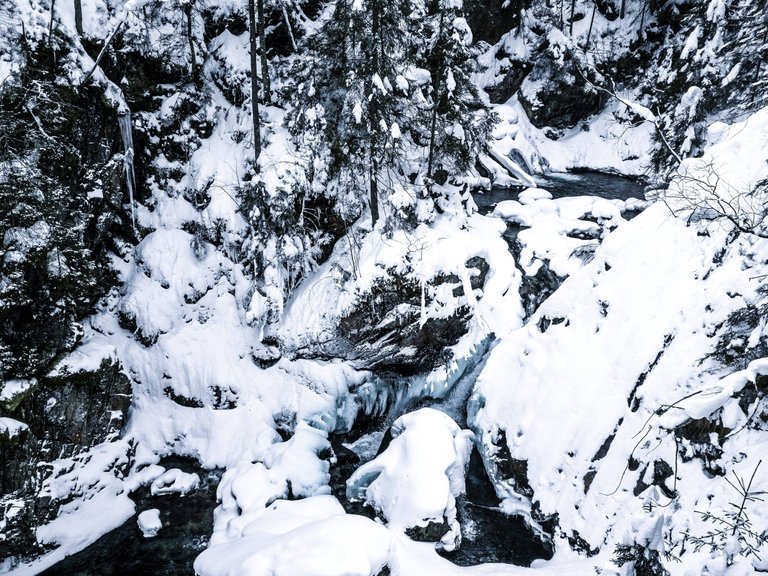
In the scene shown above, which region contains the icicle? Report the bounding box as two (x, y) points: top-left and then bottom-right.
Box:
(118, 110), (136, 231)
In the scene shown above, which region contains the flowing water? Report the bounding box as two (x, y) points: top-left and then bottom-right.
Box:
(472, 171), (648, 215)
(40, 458), (220, 576)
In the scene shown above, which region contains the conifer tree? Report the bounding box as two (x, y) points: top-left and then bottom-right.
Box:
(286, 0), (493, 228)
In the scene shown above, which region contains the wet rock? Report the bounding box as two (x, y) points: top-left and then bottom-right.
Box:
(405, 518), (451, 543)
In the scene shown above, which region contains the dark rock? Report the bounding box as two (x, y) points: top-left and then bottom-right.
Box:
(296, 257), (491, 376)
(464, 0), (523, 44)
(508, 236), (565, 319)
(674, 413), (730, 476)
(633, 459), (676, 499)
(489, 429), (535, 499)
(0, 359), (132, 562)
(519, 56), (602, 130)
(405, 518), (451, 543)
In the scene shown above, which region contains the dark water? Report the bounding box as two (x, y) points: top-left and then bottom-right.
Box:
(440, 448), (554, 566)
(330, 434), (552, 568)
(473, 171), (647, 215)
(41, 457), (220, 576)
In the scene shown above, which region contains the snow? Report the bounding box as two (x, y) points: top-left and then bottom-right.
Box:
(194, 496), (391, 576)
(0, 379), (35, 403)
(353, 101), (364, 124)
(6, 2), (768, 574)
(346, 408), (474, 550)
(493, 191), (635, 278)
(150, 469), (200, 496)
(470, 194), (768, 571)
(666, 105), (768, 235)
(137, 509), (162, 538)
(0, 417), (28, 438)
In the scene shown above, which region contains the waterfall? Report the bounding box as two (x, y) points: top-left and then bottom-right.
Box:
(118, 111), (136, 230)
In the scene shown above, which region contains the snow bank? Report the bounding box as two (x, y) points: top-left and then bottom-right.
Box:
(494, 192), (630, 278)
(470, 197), (768, 572)
(150, 469), (200, 496)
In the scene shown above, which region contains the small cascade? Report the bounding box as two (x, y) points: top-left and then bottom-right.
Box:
(118, 111), (137, 230)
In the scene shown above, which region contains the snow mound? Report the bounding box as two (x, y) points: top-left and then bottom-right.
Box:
(137, 509), (162, 538)
(194, 496), (391, 576)
(149, 469), (200, 496)
(346, 408), (474, 551)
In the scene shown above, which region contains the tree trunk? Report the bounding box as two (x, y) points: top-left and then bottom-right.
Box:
(81, 19), (126, 87)
(585, 2), (596, 51)
(282, 4), (297, 51)
(620, 0), (626, 19)
(569, 0), (576, 36)
(48, 0), (56, 45)
(368, 0), (381, 226)
(257, 0), (270, 102)
(74, 0), (83, 36)
(370, 154), (380, 227)
(248, 0), (262, 168)
(427, 7), (445, 182)
(559, 0), (564, 30)
(185, 3), (197, 77)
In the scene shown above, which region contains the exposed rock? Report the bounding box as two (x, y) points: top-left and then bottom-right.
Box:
(405, 518), (451, 543)
(0, 359), (132, 561)
(519, 56), (602, 130)
(331, 257), (490, 375)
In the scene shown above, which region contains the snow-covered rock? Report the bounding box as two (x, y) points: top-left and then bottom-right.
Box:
(137, 509), (162, 538)
(150, 469), (200, 496)
(346, 408), (474, 551)
(194, 496), (391, 576)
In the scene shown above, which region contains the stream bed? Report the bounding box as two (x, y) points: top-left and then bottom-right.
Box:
(38, 170), (645, 575)
(472, 171), (648, 215)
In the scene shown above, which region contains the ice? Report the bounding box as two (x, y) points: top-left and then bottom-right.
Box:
(346, 408), (474, 550)
(118, 111), (137, 230)
(137, 509), (162, 538)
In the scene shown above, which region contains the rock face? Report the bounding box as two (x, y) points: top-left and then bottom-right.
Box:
(334, 257), (490, 375)
(518, 56), (602, 130)
(464, 0), (521, 44)
(0, 360), (131, 560)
